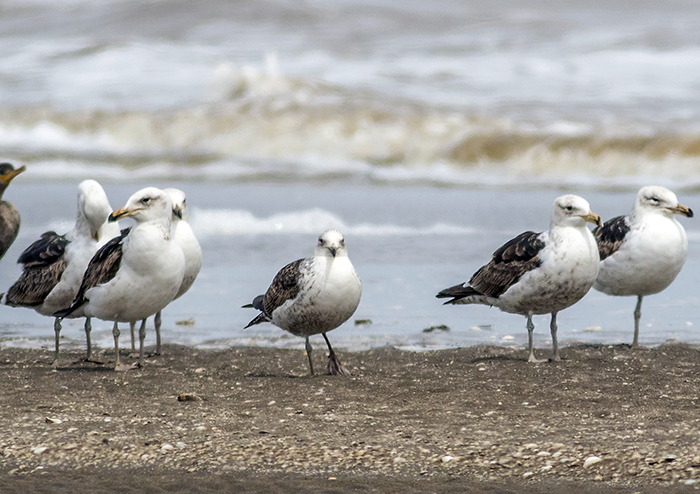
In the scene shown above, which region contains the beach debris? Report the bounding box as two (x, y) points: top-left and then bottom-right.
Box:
(176, 318), (195, 326)
(177, 393), (202, 402)
(354, 319), (372, 326)
(423, 324), (449, 333)
(583, 456), (602, 468)
(45, 417), (62, 424)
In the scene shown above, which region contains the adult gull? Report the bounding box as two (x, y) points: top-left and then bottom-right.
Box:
(593, 186), (693, 347)
(128, 188), (201, 354)
(437, 195), (601, 363)
(3, 180), (120, 365)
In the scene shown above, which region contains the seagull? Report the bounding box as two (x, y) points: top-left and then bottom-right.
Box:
(244, 229), (362, 376)
(593, 186), (693, 347)
(0, 163), (26, 261)
(437, 195), (601, 363)
(3, 180), (120, 365)
(128, 188), (202, 355)
(56, 187), (185, 370)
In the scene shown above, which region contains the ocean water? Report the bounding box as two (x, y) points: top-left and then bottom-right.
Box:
(0, 0), (698, 354)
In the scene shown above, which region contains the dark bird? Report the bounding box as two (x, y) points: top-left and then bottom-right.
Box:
(0, 163), (26, 260)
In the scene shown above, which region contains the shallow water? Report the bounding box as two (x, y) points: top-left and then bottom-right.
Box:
(0, 1), (698, 353)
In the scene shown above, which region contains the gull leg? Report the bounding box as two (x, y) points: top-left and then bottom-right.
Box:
(85, 317), (92, 360)
(323, 333), (351, 376)
(138, 319), (147, 367)
(527, 313), (546, 363)
(154, 311), (162, 355)
(129, 321), (136, 352)
(632, 295), (643, 348)
(305, 337), (314, 376)
(51, 317), (62, 368)
(113, 321), (122, 368)
(82, 317), (103, 365)
(549, 311), (560, 361)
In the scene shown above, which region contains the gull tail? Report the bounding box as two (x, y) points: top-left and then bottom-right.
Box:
(437, 283), (492, 306)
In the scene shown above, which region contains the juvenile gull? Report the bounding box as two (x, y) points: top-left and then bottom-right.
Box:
(437, 195), (601, 362)
(244, 229), (362, 375)
(56, 187), (185, 370)
(129, 188), (202, 354)
(593, 186), (693, 347)
(3, 180), (119, 365)
(0, 163), (26, 261)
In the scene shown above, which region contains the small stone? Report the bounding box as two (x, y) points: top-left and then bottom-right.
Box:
(176, 442), (186, 449)
(194, 368), (206, 373)
(178, 393), (202, 402)
(393, 457), (406, 464)
(584, 456), (603, 468)
(441, 455), (454, 463)
(160, 444), (174, 453)
(45, 417), (62, 424)
(524, 443), (538, 449)
(523, 471), (534, 478)
(32, 447), (48, 455)
(685, 479), (697, 486)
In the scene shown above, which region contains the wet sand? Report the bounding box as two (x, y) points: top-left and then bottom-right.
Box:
(2, 343), (700, 493)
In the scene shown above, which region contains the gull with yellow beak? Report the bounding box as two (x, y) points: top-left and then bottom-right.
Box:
(244, 229), (362, 376)
(56, 187), (185, 370)
(437, 195), (602, 363)
(0, 163), (26, 260)
(128, 188), (202, 355)
(593, 186), (693, 347)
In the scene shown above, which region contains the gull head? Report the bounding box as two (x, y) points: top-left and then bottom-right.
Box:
(551, 194), (602, 228)
(635, 185), (693, 219)
(315, 229), (347, 258)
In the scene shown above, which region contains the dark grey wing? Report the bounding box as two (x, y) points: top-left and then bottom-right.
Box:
(0, 201), (21, 261)
(54, 228), (129, 318)
(244, 258), (305, 328)
(17, 231), (69, 267)
(593, 215), (629, 261)
(468, 231), (545, 299)
(4, 231), (69, 307)
(262, 258), (305, 316)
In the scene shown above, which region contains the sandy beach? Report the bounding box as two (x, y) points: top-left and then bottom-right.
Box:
(1, 343), (700, 493)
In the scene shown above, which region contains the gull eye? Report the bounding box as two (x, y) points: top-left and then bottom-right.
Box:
(318, 237), (323, 245)
(141, 197), (152, 205)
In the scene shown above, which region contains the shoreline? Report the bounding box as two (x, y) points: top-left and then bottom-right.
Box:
(2, 344), (700, 493)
